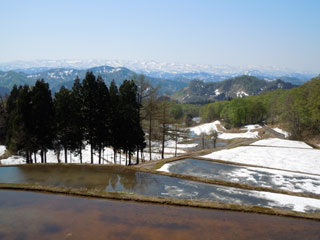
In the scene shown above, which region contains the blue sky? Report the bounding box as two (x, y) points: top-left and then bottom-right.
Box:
(1, 0), (319, 71)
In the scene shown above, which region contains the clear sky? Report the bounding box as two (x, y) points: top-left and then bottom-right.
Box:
(1, 0), (319, 71)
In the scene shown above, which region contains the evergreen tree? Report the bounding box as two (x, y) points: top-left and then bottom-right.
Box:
(54, 86), (82, 163)
(71, 77), (85, 163)
(109, 80), (121, 164)
(119, 80), (145, 165)
(6, 85), (34, 163)
(31, 80), (55, 163)
(81, 72), (99, 164)
(0, 96), (7, 145)
(95, 76), (110, 164)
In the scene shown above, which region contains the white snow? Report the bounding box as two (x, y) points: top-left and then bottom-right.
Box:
(158, 158), (320, 195)
(157, 161), (180, 173)
(192, 117), (201, 123)
(140, 152), (174, 161)
(190, 121), (260, 139)
(236, 91), (249, 97)
(240, 124), (262, 131)
(203, 146), (320, 175)
(255, 191), (320, 212)
(0, 143), (179, 166)
(215, 187), (320, 213)
(227, 166), (320, 194)
(251, 138), (312, 149)
(272, 127), (290, 138)
(165, 140), (198, 148)
(189, 120), (222, 135)
(0, 145), (6, 157)
(219, 131), (260, 139)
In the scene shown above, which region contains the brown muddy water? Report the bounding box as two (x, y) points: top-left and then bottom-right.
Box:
(1, 190), (320, 240)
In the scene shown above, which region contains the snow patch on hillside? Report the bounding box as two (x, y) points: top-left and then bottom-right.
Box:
(272, 127), (290, 138)
(189, 121), (222, 135)
(241, 124), (262, 131)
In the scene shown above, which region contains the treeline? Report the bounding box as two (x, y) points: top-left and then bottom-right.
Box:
(200, 75), (320, 139)
(0, 72), (145, 165)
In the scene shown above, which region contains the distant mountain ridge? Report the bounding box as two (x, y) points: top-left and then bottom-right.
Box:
(172, 75), (297, 104)
(0, 66), (187, 95)
(0, 59), (316, 84)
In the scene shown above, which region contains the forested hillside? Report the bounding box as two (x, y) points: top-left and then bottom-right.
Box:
(200, 75), (320, 139)
(0, 66), (187, 95)
(173, 75), (297, 104)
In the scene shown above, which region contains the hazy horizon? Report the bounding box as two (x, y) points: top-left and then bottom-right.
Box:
(1, 0), (320, 72)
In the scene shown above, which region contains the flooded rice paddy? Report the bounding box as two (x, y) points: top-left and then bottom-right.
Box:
(1, 190), (320, 240)
(158, 158), (320, 195)
(1, 165), (320, 213)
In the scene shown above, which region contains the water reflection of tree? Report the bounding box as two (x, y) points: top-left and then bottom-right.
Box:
(104, 170), (163, 195)
(119, 170), (137, 191)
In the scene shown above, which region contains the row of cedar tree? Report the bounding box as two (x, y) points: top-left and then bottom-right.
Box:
(1, 72), (146, 165)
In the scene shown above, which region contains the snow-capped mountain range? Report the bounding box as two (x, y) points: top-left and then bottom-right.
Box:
(0, 59), (317, 82)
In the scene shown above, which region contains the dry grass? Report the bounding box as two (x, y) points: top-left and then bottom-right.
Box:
(0, 150), (11, 161)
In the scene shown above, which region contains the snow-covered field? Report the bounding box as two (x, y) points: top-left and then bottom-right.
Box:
(0, 144), (179, 166)
(250, 138), (312, 149)
(203, 138), (320, 175)
(219, 131), (260, 140)
(165, 140), (198, 149)
(0, 146), (124, 165)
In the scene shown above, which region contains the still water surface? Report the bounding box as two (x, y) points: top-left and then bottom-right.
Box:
(1, 190), (320, 240)
(159, 158), (320, 195)
(1, 165), (320, 212)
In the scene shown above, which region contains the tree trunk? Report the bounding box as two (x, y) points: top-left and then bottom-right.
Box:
(44, 150), (47, 163)
(40, 150), (44, 163)
(125, 151), (127, 166)
(149, 114), (152, 161)
(26, 151), (30, 164)
(99, 145), (102, 165)
(175, 132), (178, 157)
(56, 149), (60, 163)
(136, 150), (139, 165)
(34, 152), (37, 164)
(129, 151), (131, 165)
(141, 149), (143, 163)
(64, 148), (67, 164)
(161, 122), (165, 159)
(113, 149), (116, 164)
(90, 145), (93, 164)
(202, 134), (205, 150)
(79, 145), (82, 164)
